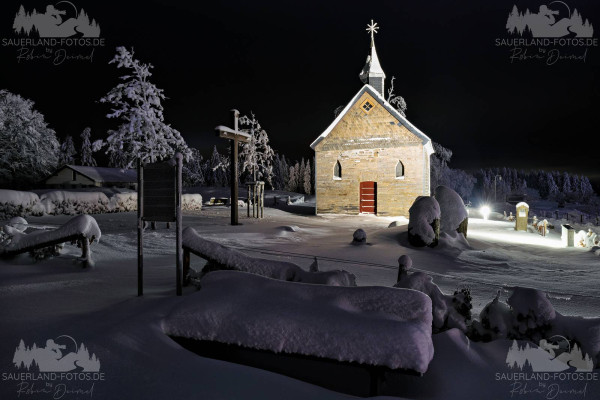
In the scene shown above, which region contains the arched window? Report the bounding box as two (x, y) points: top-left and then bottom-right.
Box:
(395, 160), (405, 179)
(333, 160), (342, 179)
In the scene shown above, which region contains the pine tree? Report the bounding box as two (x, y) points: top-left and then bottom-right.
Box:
(0, 89), (60, 187)
(303, 160), (312, 195)
(287, 163), (299, 192)
(100, 47), (191, 169)
(79, 127), (97, 167)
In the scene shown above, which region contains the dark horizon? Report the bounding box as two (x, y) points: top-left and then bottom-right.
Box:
(2, 0), (600, 189)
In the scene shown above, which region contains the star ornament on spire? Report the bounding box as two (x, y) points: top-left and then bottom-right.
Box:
(366, 19), (379, 43)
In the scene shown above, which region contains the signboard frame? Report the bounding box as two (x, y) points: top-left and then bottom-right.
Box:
(137, 153), (183, 296)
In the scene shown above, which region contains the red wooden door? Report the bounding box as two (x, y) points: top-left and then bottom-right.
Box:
(359, 181), (377, 214)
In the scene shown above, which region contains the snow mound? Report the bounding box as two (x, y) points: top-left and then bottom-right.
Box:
(395, 271), (470, 333)
(163, 270), (434, 373)
(182, 194), (203, 211)
(434, 185), (468, 234)
(278, 225), (300, 232)
(408, 196), (440, 247)
(352, 228), (367, 244)
(183, 227), (356, 286)
(6, 216), (28, 232)
(508, 287), (556, 324)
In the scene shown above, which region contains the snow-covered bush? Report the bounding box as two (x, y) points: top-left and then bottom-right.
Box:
(394, 256), (470, 333)
(470, 287), (600, 368)
(508, 287), (555, 342)
(352, 228), (367, 244)
(408, 196), (440, 247)
(182, 194), (202, 211)
(40, 191), (110, 215)
(108, 192), (137, 212)
(434, 185), (468, 237)
(0, 189), (40, 219)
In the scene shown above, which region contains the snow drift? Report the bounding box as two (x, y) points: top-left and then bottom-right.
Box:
(434, 185), (468, 236)
(183, 227), (355, 286)
(163, 270), (434, 373)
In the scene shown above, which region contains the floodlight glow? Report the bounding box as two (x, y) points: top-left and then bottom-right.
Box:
(480, 205), (491, 220)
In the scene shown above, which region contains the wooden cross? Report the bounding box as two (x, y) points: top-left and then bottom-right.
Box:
(215, 109), (251, 225)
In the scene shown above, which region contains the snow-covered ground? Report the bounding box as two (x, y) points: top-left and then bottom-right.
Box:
(0, 207), (598, 399)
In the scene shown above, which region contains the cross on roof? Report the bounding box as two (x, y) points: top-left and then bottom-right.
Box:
(366, 19), (379, 46)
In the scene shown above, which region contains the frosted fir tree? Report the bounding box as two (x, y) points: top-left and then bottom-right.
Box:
(0, 89), (59, 186)
(99, 47), (191, 169)
(386, 76), (407, 117)
(59, 135), (77, 165)
(79, 127), (97, 167)
(303, 160), (312, 195)
(182, 148), (205, 187)
(238, 112), (275, 186)
(287, 162), (300, 192)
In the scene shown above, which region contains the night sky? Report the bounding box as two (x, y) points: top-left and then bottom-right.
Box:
(2, 0), (600, 187)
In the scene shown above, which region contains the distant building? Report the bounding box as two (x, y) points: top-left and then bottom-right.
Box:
(310, 23), (434, 217)
(44, 165), (137, 189)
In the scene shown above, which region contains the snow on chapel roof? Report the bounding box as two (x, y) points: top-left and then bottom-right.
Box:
(310, 84), (434, 156)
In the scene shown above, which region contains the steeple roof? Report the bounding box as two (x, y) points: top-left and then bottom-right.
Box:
(359, 20), (386, 93)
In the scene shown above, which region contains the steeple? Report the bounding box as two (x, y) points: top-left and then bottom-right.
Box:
(359, 20), (386, 95)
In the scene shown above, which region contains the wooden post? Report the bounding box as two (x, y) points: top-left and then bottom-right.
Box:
(183, 248), (190, 287)
(137, 159), (144, 297)
(247, 183), (251, 217)
(260, 182), (264, 218)
(176, 153), (183, 296)
(215, 109), (250, 226)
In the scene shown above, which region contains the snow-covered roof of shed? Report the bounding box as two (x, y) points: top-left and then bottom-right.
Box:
(516, 202), (529, 209)
(310, 84), (434, 156)
(63, 165), (137, 183)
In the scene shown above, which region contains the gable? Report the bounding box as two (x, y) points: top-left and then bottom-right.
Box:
(311, 85), (434, 155)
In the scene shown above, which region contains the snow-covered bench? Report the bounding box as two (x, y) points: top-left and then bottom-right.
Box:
(182, 227), (356, 286)
(0, 215), (101, 268)
(164, 270), (434, 396)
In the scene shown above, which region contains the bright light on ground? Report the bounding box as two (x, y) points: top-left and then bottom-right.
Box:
(480, 205), (490, 220)
(468, 218), (564, 249)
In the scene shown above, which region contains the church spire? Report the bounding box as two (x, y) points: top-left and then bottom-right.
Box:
(359, 20), (386, 95)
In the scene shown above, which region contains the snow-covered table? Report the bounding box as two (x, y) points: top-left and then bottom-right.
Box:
(163, 270), (434, 396)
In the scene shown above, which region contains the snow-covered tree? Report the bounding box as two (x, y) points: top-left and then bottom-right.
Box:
(0, 89), (59, 186)
(182, 148), (204, 187)
(59, 135), (77, 165)
(303, 160), (312, 195)
(205, 146), (229, 187)
(99, 47), (191, 169)
(79, 127), (97, 167)
(239, 112), (275, 187)
(430, 141), (453, 194)
(287, 162), (299, 192)
(386, 76), (407, 117)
